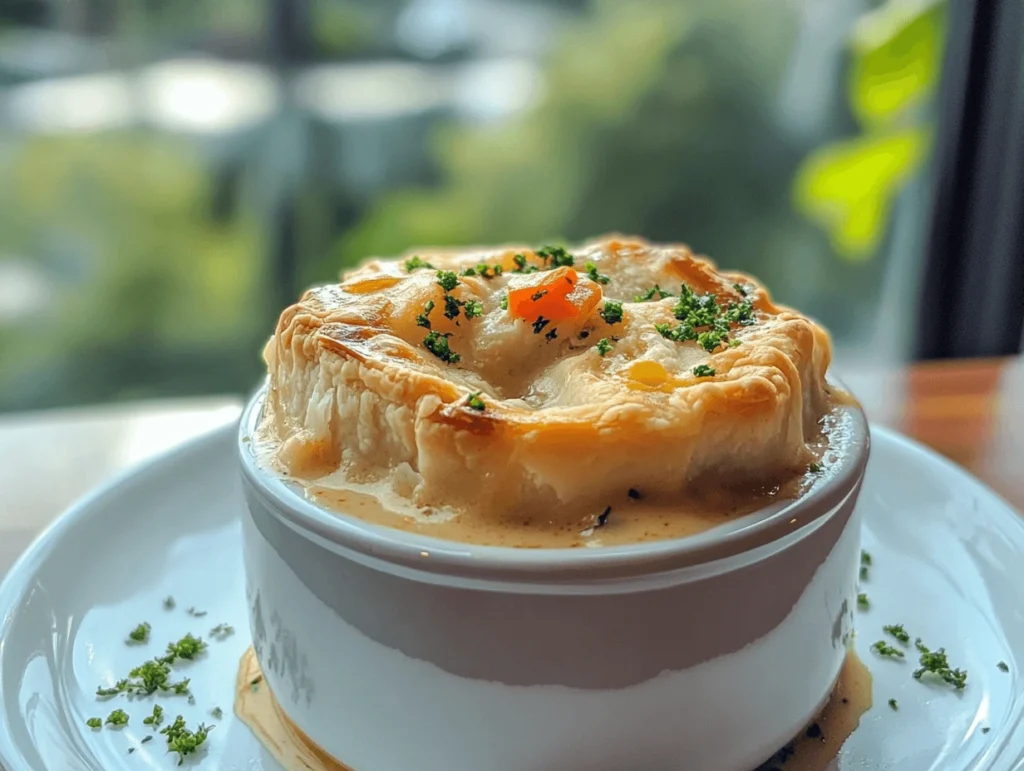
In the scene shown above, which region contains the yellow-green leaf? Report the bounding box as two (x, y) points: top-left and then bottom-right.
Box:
(849, 0), (945, 128)
(793, 128), (930, 259)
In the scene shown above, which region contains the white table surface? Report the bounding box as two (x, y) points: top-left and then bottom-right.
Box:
(0, 397), (242, 578)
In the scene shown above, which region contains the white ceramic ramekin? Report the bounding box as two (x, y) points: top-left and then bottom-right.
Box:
(239, 385), (869, 771)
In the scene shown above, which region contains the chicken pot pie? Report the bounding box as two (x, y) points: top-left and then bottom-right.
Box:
(261, 235), (836, 541)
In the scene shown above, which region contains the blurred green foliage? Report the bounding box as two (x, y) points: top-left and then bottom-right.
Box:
(795, 128), (930, 257)
(333, 0), (888, 333)
(794, 0), (944, 259)
(340, 0), (804, 260)
(0, 135), (265, 408)
(335, 0), (887, 340)
(0, 0), (946, 411)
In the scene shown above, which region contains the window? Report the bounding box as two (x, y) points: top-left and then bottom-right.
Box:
(0, 0), (1001, 412)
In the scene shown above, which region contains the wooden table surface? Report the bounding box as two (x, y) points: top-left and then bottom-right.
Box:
(0, 357), (1021, 578)
(845, 356), (1023, 513)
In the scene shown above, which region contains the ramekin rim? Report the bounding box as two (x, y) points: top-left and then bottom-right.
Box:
(238, 382), (869, 582)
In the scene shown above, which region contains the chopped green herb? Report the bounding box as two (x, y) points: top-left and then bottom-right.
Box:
(211, 707), (223, 720)
(161, 715), (213, 765)
(466, 392), (486, 411)
(888, 698), (898, 710)
(532, 316), (550, 334)
(465, 262), (502, 278)
(163, 633), (208, 662)
(585, 262), (611, 285)
(728, 338), (741, 348)
(857, 592), (869, 609)
(163, 596), (175, 610)
(86, 717), (102, 729)
(96, 680), (128, 698)
(883, 624), (911, 644)
(871, 640), (905, 658)
(210, 623), (234, 640)
(732, 282), (748, 297)
(983, 727), (991, 734)
(436, 270), (459, 292)
(655, 322), (697, 343)
(403, 256), (434, 272)
(913, 638), (967, 689)
(692, 364), (715, 378)
(724, 299), (755, 325)
(599, 301), (624, 325)
(535, 245), (574, 268)
(861, 550), (872, 566)
(415, 299), (435, 329)
(423, 331), (461, 364)
(130, 660), (174, 694)
(809, 462), (823, 473)
(103, 656), (190, 697)
(142, 735), (153, 744)
(106, 708), (129, 727)
(596, 338), (614, 356)
(443, 293), (463, 320)
(658, 282), (757, 351)
(127, 622), (151, 644)
(998, 661), (1010, 673)
(463, 300), (484, 319)
(128, 748), (135, 755)
(512, 253), (538, 273)
(697, 328), (726, 353)
(673, 284), (719, 326)
(634, 284), (672, 301)
(860, 565), (869, 580)
(499, 294), (509, 310)
(142, 704), (164, 726)
(186, 607), (207, 618)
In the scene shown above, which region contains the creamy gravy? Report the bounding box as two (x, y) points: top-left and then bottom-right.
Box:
(308, 482), (796, 548)
(235, 646), (872, 771)
(252, 387), (857, 549)
(236, 647), (354, 771)
(754, 650), (872, 770)
(289, 402), (855, 548)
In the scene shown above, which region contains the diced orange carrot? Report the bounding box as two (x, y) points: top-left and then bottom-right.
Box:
(507, 268), (602, 322)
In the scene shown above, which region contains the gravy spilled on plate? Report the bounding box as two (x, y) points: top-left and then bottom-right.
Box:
(754, 651), (872, 770)
(235, 646), (353, 771)
(235, 646), (872, 770)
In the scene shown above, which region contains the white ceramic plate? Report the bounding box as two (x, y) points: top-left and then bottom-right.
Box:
(0, 424), (1023, 771)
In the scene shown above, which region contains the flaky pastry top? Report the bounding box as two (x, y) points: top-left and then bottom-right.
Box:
(262, 236), (833, 523)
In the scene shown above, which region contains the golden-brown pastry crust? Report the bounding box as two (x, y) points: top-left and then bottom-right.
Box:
(263, 235), (833, 520)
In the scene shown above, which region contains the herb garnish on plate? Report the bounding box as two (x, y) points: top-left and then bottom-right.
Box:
(161, 715), (214, 765)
